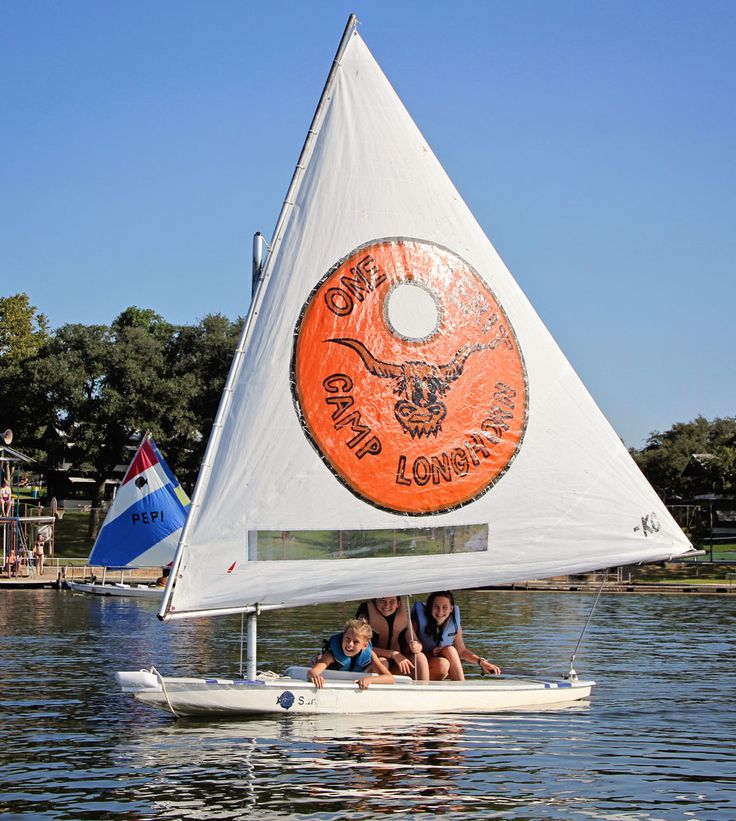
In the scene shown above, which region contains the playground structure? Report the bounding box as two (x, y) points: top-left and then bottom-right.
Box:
(1, 431), (56, 577)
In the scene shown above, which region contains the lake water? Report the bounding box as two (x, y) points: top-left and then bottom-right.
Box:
(1, 588), (734, 820)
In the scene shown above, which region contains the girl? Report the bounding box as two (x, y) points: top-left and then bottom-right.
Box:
(356, 596), (430, 680)
(412, 591), (501, 681)
(0, 478), (12, 517)
(33, 533), (46, 575)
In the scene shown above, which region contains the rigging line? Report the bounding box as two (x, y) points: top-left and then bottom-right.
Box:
(405, 595), (417, 681)
(568, 568), (609, 678)
(151, 666), (179, 718)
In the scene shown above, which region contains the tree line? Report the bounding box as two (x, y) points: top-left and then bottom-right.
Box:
(1, 293), (733, 539)
(631, 416), (736, 502)
(0, 294), (242, 535)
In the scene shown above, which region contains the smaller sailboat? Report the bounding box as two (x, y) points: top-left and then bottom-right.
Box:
(69, 434), (190, 599)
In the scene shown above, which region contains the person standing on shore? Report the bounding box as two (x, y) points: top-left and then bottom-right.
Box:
(0, 477), (12, 517)
(33, 532), (46, 575)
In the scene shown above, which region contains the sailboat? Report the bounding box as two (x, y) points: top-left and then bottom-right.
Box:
(70, 434), (190, 599)
(117, 16), (692, 715)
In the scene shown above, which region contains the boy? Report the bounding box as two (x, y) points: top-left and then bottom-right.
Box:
(307, 618), (395, 689)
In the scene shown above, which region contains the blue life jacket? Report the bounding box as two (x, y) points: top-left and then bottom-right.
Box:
(412, 602), (461, 654)
(327, 632), (373, 672)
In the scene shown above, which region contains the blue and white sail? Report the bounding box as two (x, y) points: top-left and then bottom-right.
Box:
(89, 435), (190, 568)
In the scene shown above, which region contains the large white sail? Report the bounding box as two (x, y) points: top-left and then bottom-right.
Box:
(163, 28), (691, 620)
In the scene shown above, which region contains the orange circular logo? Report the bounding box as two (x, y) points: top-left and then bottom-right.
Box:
(292, 238), (527, 514)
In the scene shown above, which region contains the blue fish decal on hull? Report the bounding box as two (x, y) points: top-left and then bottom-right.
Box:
(276, 691), (295, 710)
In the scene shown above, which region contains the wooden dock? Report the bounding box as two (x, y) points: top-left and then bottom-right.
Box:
(0, 566), (64, 589)
(0, 564), (157, 590)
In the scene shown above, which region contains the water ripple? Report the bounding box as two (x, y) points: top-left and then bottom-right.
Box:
(0, 590), (734, 819)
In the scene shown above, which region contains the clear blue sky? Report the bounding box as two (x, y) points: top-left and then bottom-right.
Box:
(2, 1), (734, 448)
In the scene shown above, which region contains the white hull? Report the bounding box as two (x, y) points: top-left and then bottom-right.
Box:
(69, 581), (164, 599)
(117, 667), (594, 717)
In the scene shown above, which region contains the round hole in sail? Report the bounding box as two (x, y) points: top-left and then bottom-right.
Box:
(384, 280), (440, 343)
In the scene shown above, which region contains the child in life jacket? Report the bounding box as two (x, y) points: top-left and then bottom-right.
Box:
(412, 590), (501, 681)
(355, 596), (429, 680)
(307, 618), (395, 689)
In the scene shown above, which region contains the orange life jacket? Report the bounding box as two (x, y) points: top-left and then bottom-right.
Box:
(365, 599), (410, 651)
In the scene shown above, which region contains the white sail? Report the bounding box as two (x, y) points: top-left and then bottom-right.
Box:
(162, 28), (690, 620)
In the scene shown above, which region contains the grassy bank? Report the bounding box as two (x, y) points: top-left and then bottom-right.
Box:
(635, 554), (736, 584)
(11, 493), (94, 559)
(52, 510), (95, 558)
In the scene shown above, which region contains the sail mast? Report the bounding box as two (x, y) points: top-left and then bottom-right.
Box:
(251, 232), (265, 292)
(158, 14), (359, 621)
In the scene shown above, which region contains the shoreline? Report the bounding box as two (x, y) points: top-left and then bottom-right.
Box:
(2, 572), (734, 595)
(482, 580), (735, 595)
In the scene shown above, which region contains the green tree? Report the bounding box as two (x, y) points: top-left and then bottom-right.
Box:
(30, 322), (113, 534)
(27, 309), (189, 537)
(0, 294), (52, 479)
(0, 293), (49, 365)
(5, 304), (241, 536)
(633, 415), (736, 500)
(165, 313), (243, 487)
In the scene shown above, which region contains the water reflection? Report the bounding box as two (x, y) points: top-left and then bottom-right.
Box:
(117, 715), (459, 817)
(109, 705), (612, 819)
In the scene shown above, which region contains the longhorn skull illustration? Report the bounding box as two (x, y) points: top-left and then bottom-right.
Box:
(328, 326), (510, 438)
